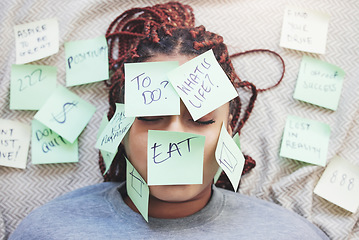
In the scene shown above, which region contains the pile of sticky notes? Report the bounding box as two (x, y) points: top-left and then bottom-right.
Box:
(2, 17), (113, 168)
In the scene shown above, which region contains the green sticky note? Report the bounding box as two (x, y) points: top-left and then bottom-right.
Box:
(31, 119), (78, 164)
(14, 18), (59, 64)
(0, 119), (31, 169)
(214, 167), (222, 184)
(34, 85), (96, 143)
(95, 103), (135, 153)
(65, 35), (109, 86)
(215, 123), (245, 191)
(147, 130), (205, 185)
(168, 49), (238, 121)
(126, 157), (149, 222)
(293, 56), (345, 110)
(124, 61), (180, 117)
(97, 114), (116, 174)
(280, 115), (331, 166)
(10, 64), (57, 110)
(232, 132), (241, 149)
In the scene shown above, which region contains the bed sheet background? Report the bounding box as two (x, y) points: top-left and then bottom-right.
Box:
(0, 0), (358, 239)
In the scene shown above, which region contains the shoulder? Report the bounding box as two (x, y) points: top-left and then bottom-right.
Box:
(214, 187), (329, 239)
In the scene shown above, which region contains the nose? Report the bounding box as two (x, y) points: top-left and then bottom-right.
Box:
(165, 115), (185, 132)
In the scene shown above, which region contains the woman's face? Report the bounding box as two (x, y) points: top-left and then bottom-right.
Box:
(123, 54), (232, 203)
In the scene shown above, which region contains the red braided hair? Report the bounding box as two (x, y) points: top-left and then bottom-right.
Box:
(100, 1), (284, 191)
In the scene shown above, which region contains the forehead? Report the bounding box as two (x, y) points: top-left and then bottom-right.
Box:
(146, 54), (195, 65)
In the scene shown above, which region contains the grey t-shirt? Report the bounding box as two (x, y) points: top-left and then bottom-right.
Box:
(10, 182), (329, 239)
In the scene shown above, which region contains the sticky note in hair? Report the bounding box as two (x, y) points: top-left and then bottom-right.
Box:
(215, 123), (245, 191)
(314, 156), (359, 213)
(167, 49), (238, 121)
(14, 18), (59, 64)
(126, 157), (149, 222)
(280, 115), (331, 166)
(65, 35), (109, 86)
(280, 6), (330, 54)
(293, 56), (345, 111)
(147, 130), (205, 185)
(0, 119), (31, 169)
(31, 119), (78, 164)
(124, 61), (180, 117)
(34, 85), (96, 143)
(10, 64), (57, 110)
(95, 103), (135, 153)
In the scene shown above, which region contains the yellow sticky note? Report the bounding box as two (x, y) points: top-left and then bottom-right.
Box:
(314, 156), (359, 213)
(280, 6), (330, 54)
(14, 18), (59, 64)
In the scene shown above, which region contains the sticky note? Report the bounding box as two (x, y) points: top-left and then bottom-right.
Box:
(31, 119), (78, 164)
(280, 115), (331, 166)
(168, 49), (238, 121)
(215, 123), (245, 191)
(0, 119), (31, 169)
(34, 85), (96, 143)
(147, 130), (205, 185)
(280, 6), (330, 54)
(14, 18), (59, 64)
(214, 167), (222, 184)
(97, 114), (116, 174)
(10, 64), (57, 110)
(314, 156), (359, 213)
(126, 157), (149, 222)
(124, 61), (180, 117)
(95, 103), (135, 153)
(232, 132), (241, 149)
(65, 35), (109, 86)
(293, 56), (345, 111)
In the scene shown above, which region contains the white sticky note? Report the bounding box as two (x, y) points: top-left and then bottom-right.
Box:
(280, 115), (331, 166)
(126, 158), (149, 222)
(293, 56), (345, 111)
(0, 119), (31, 169)
(314, 156), (359, 213)
(215, 123), (245, 191)
(95, 103), (135, 153)
(280, 6), (330, 54)
(168, 49), (238, 121)
(14, 18), (59, 64)
(125, 61), (180, 117)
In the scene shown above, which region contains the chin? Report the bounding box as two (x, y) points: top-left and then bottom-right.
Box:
(149, 184), (207, 203)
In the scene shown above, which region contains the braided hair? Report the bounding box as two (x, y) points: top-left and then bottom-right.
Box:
(101, 1), (261, 190)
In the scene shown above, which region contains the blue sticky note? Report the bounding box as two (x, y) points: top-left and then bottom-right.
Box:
(34, 85), (96, 143)
(10, 64), (57, 110)
(125, 61), (180, 117)
(147, 130), (205, 185)
(31, 119), (78, 164)
(215, 123), (245, 191)
(65, 35), (109, 86)
(95, 103), (135, 153)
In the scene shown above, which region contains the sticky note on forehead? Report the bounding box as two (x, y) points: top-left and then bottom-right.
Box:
(147, 130), (205, 185)
(167, 49), (238, 121)
(293, 56), (345, 111)
(125, 61), (180, 117)
(279, 115), (331, 166)
(14, 18), (59, 64)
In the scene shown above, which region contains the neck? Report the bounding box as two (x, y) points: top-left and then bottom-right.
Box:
(124, 184), (213, 219)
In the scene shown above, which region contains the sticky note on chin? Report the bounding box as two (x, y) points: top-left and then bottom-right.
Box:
(147, 130), (205, 185)
(314, 156), (359, 213)
(279, 115), (331, 166)
(34, 85), (96, 143)
(14, 18), (59, 64)
(168, 49), (237, 121)
(124, 61), (180, 117)
(95, 103), (135, 153)
(0, 119), (31, 169)
(280, 6), (330, 54)
(293, 56), (345, 111)
(215, 123), (245, 191)
(126, 158), (149, 222)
